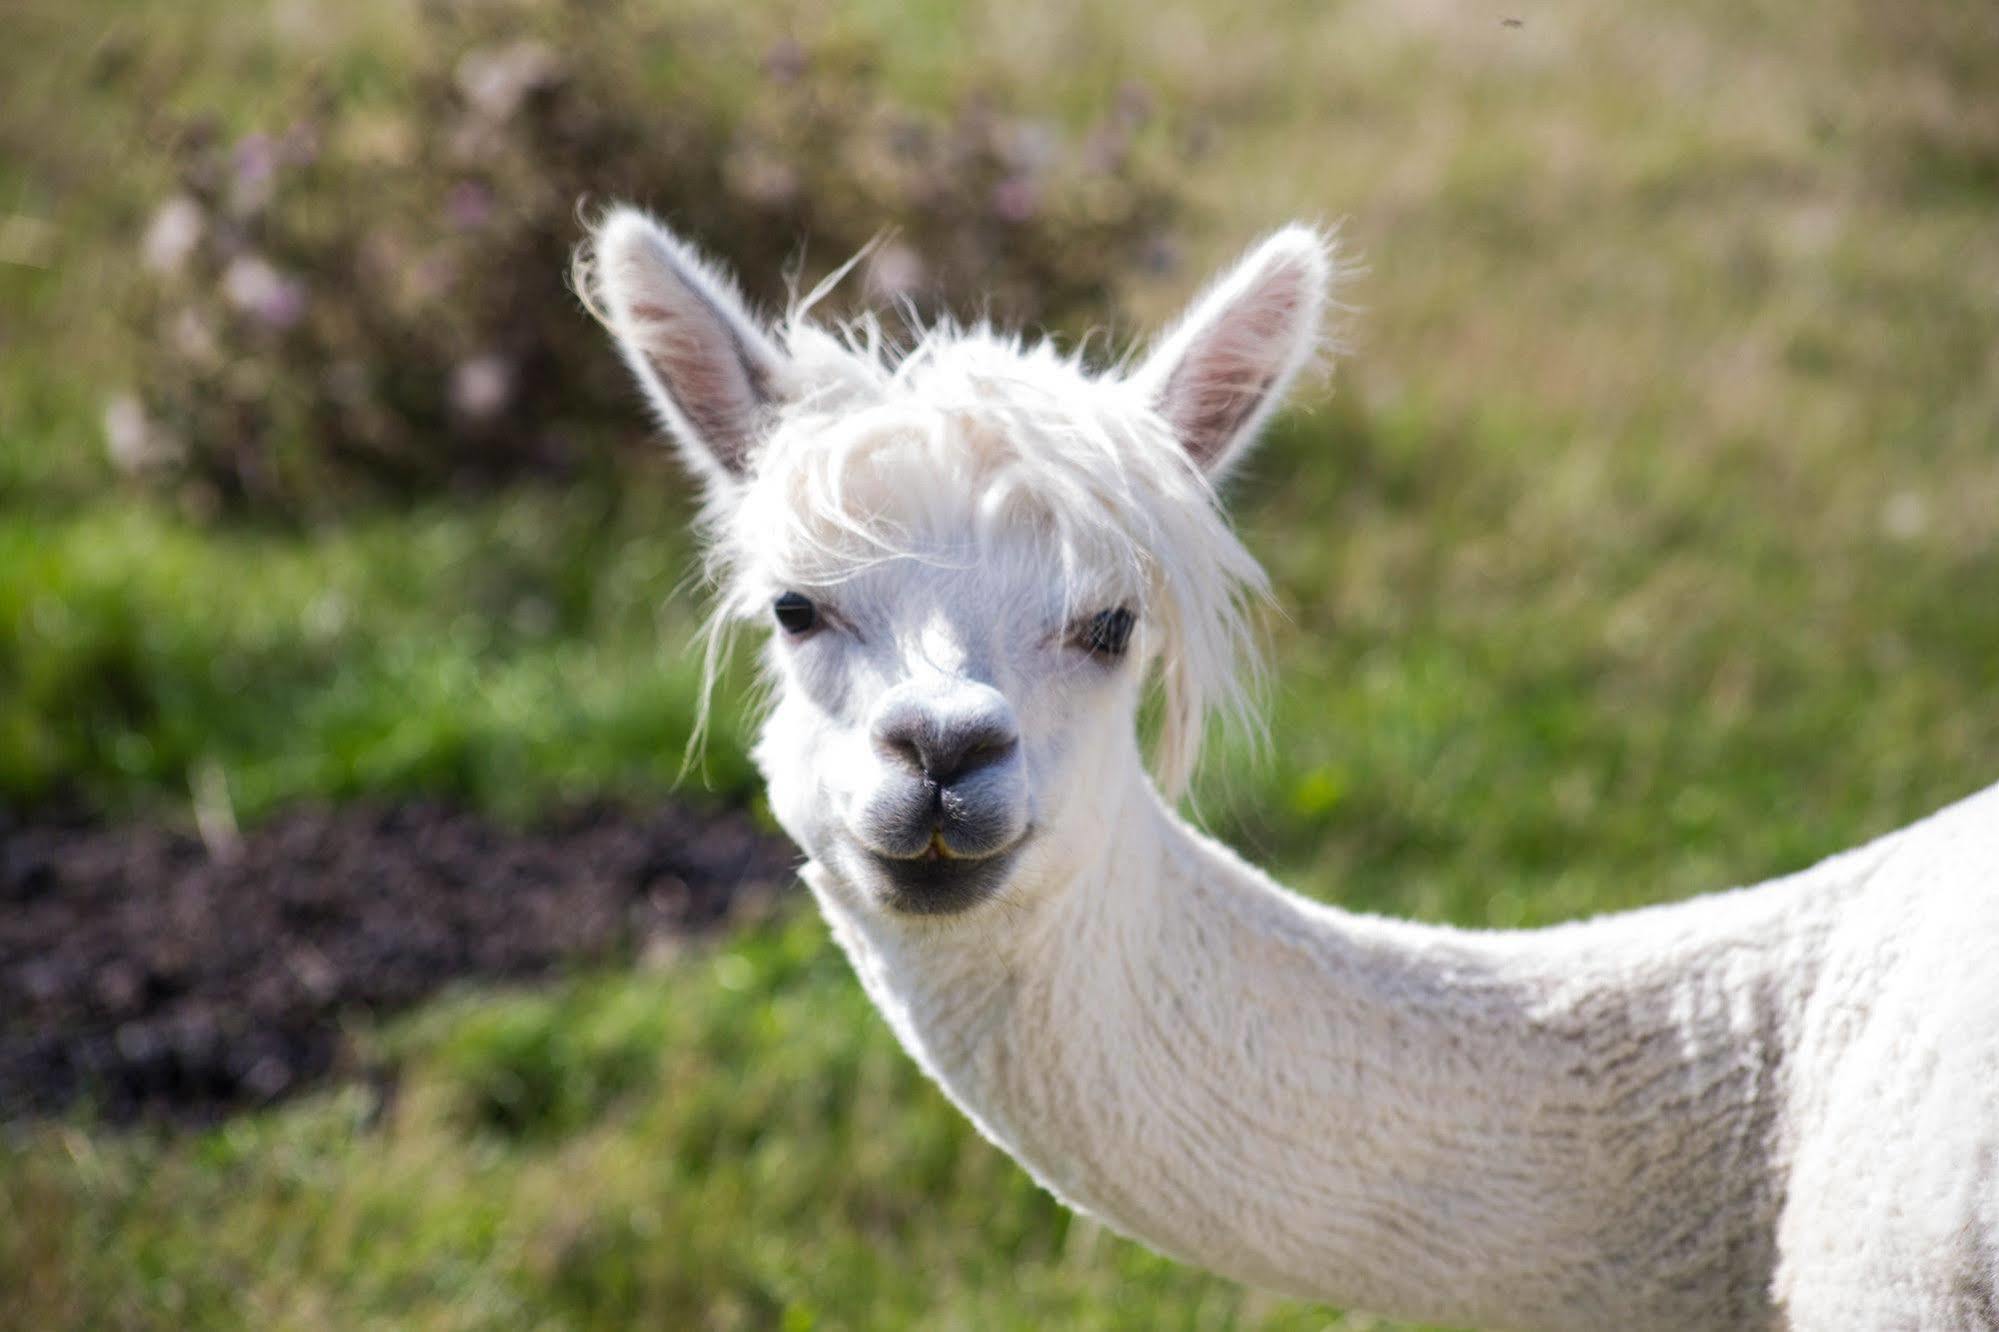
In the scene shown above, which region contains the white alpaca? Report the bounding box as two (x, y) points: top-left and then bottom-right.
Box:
(581, 208), (1999, 1331)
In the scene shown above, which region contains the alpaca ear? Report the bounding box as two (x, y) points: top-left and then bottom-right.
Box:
(587, 207), (789, 489)
(1134, 225), (1331, 479)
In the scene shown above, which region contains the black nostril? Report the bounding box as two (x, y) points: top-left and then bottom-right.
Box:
(928, 732), (1017, 787)
(879, 733), (925, 776)
(874, 713), (1019, 788)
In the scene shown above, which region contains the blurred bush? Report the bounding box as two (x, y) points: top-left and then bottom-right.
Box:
(117, 0), (1179, 519)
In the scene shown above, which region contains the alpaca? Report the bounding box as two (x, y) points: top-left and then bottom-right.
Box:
(579, 208), (1999, 1332)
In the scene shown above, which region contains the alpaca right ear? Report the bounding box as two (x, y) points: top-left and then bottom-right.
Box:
(586, 208), (789, 490)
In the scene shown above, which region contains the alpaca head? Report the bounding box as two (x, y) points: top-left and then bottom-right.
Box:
(584, 210), (1330, 918)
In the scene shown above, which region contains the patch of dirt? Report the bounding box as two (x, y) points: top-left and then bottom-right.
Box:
(0, 801), (797, 1125)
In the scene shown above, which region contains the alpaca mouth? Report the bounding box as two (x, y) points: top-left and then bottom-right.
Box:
(862, 837), (1025, 916)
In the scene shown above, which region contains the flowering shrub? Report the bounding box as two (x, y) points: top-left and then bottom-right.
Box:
(119, 4), (1180, 518)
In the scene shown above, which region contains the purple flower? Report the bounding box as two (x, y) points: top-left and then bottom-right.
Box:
(448, 181), (494, 231)
(451, 355), (513, 420)
(229, 133), (280, 215)
(866, 242), (927, 300)
(991, 176), (1040, 224)
(233, 133), (277, 179)
(222, 254), (307, 330)
(142, 196), (205, 276)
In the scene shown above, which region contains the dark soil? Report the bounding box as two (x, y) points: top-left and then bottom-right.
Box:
(0, 801), (797, 1125)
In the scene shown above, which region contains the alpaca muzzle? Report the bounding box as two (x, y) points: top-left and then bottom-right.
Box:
(851, 681), (1032, 911)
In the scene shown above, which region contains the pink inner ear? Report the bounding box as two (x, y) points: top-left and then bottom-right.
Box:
(627, 296), (767, 475)
(1161, 269), (1307, 470)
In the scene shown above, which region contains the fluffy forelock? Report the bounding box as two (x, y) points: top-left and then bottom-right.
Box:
(703, 312), (1270, 795)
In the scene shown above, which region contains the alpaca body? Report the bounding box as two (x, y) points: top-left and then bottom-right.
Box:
(583, 208), (1999, 1329)
(811, 767), (1999, 1331)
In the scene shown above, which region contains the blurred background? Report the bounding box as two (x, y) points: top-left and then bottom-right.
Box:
(1, 0), (1995, 1326)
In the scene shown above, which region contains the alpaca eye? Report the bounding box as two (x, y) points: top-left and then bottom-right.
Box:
(1077, 607), (1136, 657)
(773, 592), (818, 635)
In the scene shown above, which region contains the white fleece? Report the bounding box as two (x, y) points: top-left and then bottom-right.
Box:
(807, 777), (1999, 1331)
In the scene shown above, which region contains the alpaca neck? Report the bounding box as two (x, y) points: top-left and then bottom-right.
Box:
(809, 764), (1859, 1332)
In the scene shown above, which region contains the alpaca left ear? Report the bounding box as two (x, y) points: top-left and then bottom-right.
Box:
(1134, 225), (1332, 480)
(586, 207), (790, 493)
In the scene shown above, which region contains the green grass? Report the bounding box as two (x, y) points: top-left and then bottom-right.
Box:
(1, 919), (1354, 1330)
(0, 485), (759, 821)
(4, 0), (1998, 1327)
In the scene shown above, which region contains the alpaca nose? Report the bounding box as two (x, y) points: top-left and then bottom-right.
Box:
(871, 686), (1020, 789)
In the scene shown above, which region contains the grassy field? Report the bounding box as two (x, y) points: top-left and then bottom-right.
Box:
(4, 0), (1997, 1326)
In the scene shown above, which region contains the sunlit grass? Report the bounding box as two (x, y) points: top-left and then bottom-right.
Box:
(0, 484), (759, 820)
